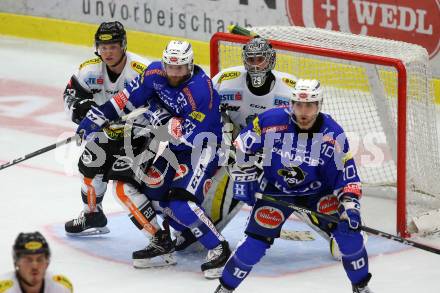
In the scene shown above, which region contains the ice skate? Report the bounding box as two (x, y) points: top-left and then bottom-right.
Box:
(132, 228), (176, 268)
(65, 209), (109, 236)
(201, 241), (231, 279)
(214, 284), (234, 293)
(353, 273), (374, 293)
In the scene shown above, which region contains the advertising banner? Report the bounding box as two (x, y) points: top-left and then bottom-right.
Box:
(1, 0), (439, 76)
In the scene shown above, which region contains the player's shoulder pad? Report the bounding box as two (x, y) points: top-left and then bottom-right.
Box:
(273, 70), (297, 89)
(130, 61), (148, 74)
(321, 113), (345, 135)
(142, 61), (166, 78)
(79, 57), (102, 70)
(216, 66), (245, 84)
(52, 275), (73, 292)
(253, 108), (290, 135)
(0, 279), (14, 293)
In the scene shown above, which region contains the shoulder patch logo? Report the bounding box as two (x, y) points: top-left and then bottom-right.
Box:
(53, 275), (73, 292)
(282, 77), (296, 88)
(219, 71), (241, 83)
(252, 116), (261, 136)
(189, 111), (206, 122)
(131, 61), (147, 74)
(0, 280), (14, 293)
(79, 58), (101, 70)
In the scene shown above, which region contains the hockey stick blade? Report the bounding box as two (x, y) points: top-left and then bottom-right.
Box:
(257, 193), (440, 255)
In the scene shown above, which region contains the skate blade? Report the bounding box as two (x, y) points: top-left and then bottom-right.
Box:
(203, 267), (224, 279)
(65, 226), (110, 237)
(133, 253), (177, 268)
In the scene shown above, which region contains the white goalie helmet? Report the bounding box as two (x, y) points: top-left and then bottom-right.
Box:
(162, 40), (194, 74)
(242, 37), (276, 87)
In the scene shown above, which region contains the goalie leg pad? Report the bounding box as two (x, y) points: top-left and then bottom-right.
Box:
(114, 181), (160, 235)
(221, 235), (269, 289)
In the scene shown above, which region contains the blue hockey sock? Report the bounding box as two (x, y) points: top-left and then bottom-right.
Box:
(221, 236), (269, 289)
(333, 222), (369, 284)
(168, 200), (223, 249)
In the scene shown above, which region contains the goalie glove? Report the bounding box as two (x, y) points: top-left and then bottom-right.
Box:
(338, 196), (361, 230)
(231, 165), (260, 206)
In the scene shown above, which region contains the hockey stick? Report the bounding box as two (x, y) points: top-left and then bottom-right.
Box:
(257, 193), (440, 255)
(0, 107), (148, 171)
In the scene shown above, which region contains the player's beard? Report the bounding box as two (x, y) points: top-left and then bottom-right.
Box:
(167, 74), (190, 87)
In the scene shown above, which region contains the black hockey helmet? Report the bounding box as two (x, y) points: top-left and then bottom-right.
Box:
(13, 231), (50, 263)
(95, 21), (127, 49)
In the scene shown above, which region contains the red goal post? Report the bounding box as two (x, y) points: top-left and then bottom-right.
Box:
(210, 26), (440, 238)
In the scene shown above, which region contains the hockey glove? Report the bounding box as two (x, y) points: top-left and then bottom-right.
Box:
(338, 196), (361, 230)
(231, 165), (260, 206)
(72, 99), (98, 124)
(76, 106), (108, 141)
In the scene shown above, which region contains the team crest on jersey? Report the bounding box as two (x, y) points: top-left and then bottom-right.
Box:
(278, 166), (306, 187)
(79, 57), (101, 70)
(144, 166), (165, 188)
(282, 77), (296, 88)
(81, 149), (93, 165)
(130, 61), (147, 74)
(112, 156), (134, 171)
(254, 206), (285, 229)
(218, 71), (241, 83)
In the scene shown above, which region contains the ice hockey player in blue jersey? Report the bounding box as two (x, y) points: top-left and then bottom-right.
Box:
(214, 79), (374, 293)
(76, 40), (231, 279)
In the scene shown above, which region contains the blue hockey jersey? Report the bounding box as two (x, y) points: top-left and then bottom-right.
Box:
(97, 61), (222, 151)
(235, 107), (362, 199)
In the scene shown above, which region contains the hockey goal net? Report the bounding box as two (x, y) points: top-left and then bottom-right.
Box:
(210, 26), (440, 237)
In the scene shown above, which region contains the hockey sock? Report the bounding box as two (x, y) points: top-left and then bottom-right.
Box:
(81, 175), (107, 213)
(167, 200), (224, 249)
(221, 236), (269, 289)
(333, 222), (369, 284)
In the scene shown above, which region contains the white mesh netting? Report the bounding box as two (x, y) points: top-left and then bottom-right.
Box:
(213, 26), (440, 233)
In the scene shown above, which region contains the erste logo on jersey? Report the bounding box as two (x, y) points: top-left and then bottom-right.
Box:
(254, 206), (285, 228)
(220, 91), (243, 101)
(286, 0), (439, 58)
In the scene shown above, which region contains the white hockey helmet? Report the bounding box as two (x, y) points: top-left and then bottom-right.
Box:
(290, 79), (323, 112)
(162, 40), (194, 74)
(291, 79), (323, 102)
